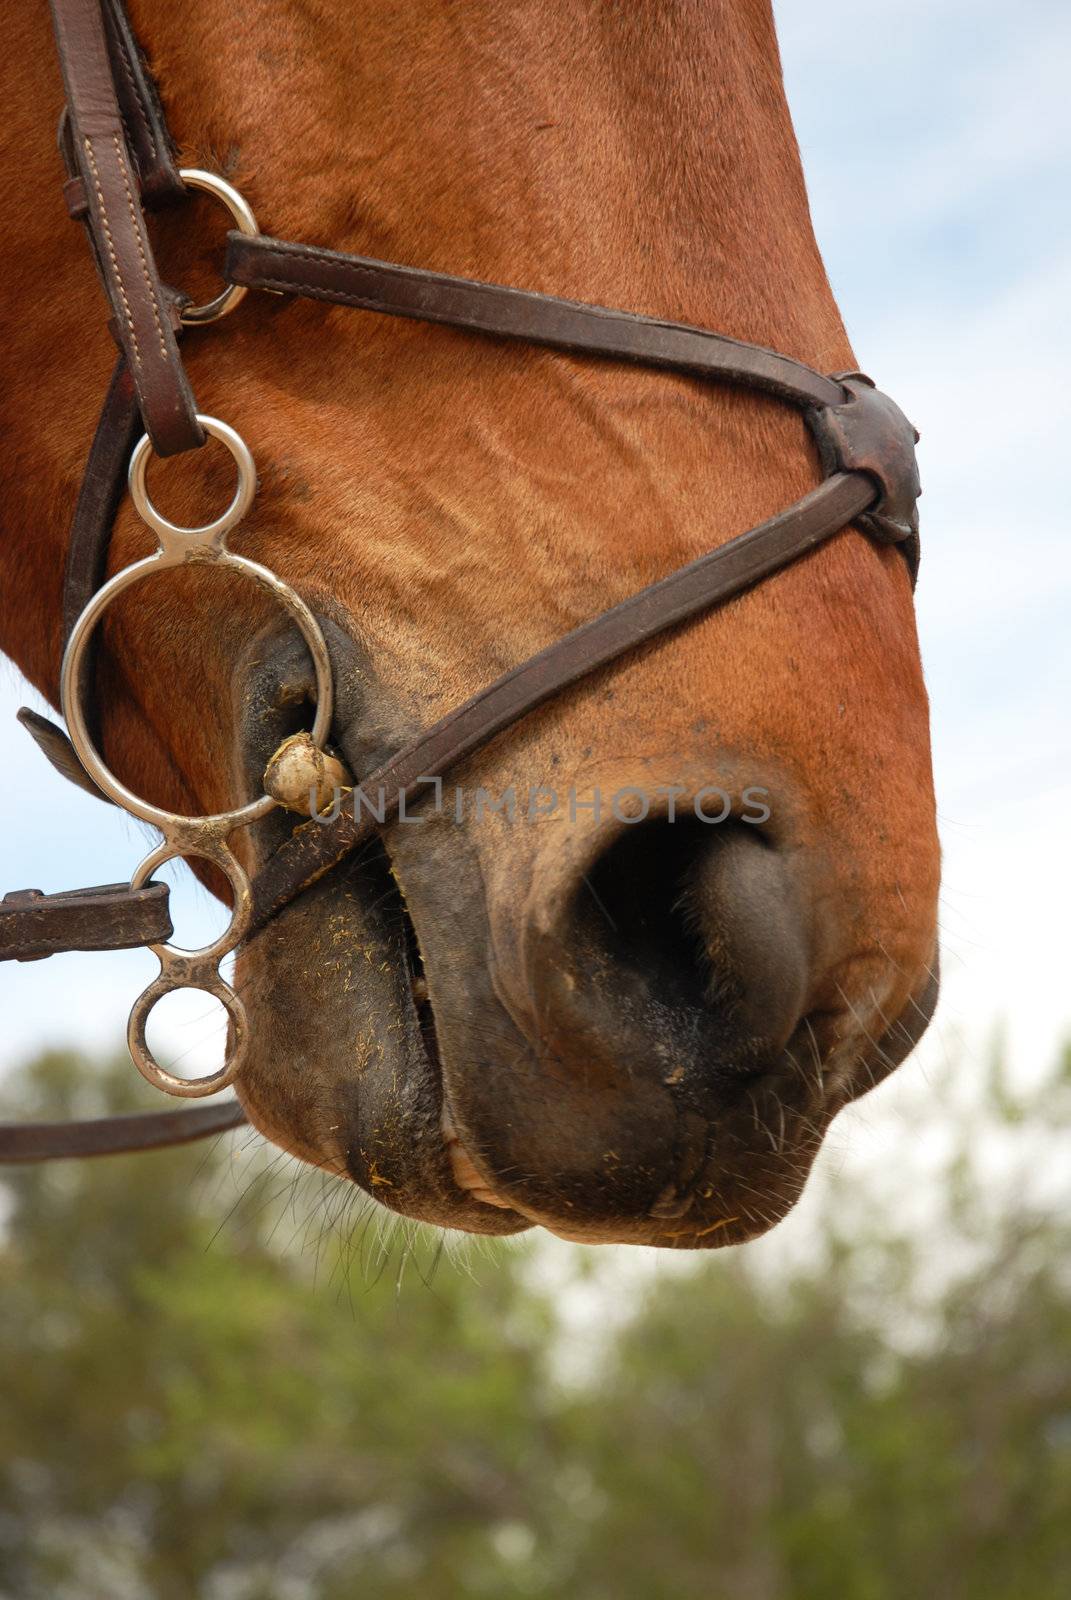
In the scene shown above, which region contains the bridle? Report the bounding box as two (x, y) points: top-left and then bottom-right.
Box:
(0, 0), (923, 1163)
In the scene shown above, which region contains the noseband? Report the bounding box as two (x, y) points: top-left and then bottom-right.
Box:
(0, 0), (922, 1160)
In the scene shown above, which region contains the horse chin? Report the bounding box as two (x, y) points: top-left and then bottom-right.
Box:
(232, 856), (533, 1239)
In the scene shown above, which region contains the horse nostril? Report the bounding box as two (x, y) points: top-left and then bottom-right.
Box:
(452, 807), (816, 1234)
(581, 816), (721, 1014)
(577, 814), (810, 1063)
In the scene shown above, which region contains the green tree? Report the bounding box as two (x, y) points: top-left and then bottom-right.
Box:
(0, 1052), (563, 1599)
(557, 1039), (1071, 1600)
(1, 1040), (1069, 1599)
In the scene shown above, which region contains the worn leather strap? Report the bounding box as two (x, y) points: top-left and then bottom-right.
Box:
(48, 0), (202, 456)
(63, 355), (141, 639)
(100, 0), (185, 205)
(226, 232), (847, 410)
(225, 231), (921, 570)
(0, 1100), (246, 1162)
(0, 882), (172, 961)
(16, 708), (111, 804)
(61, 0), (186, 215)
(246, 469), (880, 932)
(812, 373), (921, 563)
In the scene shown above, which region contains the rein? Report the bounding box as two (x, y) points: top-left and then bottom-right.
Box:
(0, 0), (922, 1162)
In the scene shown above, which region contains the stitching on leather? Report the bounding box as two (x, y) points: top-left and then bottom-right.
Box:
(111, 23), (155, 160)
(241, 275), (398, 311)
(83, 138), (142, 371)
(113, 136), (169, 361)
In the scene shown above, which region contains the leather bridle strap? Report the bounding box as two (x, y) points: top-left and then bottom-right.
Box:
(0, 881), (171, 957)
(226, 233), (845, 410)
(48, 0), (201, 455)
(62, 358), (143, 642)
(0, 875), (246, 1159)
(245, 469), (881, 930)
(98, 0), (185, 205)
(225, 233), (920, 561)
(0, 1101), (246, 1162)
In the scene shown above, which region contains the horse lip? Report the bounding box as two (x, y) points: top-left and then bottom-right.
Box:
(401, 904), (528, 1220)
(440, 1106), (516, 1209)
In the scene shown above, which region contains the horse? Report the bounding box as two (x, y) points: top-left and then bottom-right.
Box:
(0, 0), (940, 1246)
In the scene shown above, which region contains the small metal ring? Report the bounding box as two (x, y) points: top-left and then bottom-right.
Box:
(178, 168), (259, 325)
(128, 971), (248, 1098)
(131, 841), (253, 966)
(129, 415), (256, 545)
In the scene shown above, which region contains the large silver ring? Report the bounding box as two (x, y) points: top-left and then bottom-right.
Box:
(60, 421), (332, 836)
(128, 970), (249, 1099)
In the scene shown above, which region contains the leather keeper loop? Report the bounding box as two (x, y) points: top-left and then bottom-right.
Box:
(807, 373), (921, 546)
(64, 174), (88, 218)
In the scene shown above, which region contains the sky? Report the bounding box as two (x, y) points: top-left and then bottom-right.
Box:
(776, 0), (1071, 1086)
(1, 2), (1068, 1209)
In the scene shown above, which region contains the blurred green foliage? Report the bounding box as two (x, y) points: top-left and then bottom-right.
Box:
(1, 1042), (1069, 1599)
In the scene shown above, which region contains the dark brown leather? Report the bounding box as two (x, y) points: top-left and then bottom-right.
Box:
(63, 171), (89, 218)
(51, 354), (141, 764)
(48, 0), (202, 456)
(225, 233), (847, 410)
(0, 883), (172, 961)
(246, 470), (879, 934)
(809, 373), (922, 574)
(60, 3), (185, 212)
(0, 1101), (246, 1162)
(16, 708), (111, 804)
(100, 0), (185, 206)
(63, 356), (142, 641)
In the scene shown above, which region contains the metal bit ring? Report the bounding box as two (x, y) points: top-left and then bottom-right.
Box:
(126, 840), (252, 1098)
(59, 416), (334, 1099)
(128, 971), (249, 1099)
(60, 417), (333, 834)
(129, 412), (256, 545)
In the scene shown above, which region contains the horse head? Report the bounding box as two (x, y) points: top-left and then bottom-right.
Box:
(0, 0), (939, 1244)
